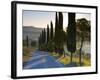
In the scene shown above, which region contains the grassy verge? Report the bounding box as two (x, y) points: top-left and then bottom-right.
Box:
(51, 52), (91, 67)
(58, 55), (91, 66)
(23, 47), (35, 62)
(50, 52), (60, 57)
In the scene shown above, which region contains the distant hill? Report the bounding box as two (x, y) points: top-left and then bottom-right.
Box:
(23, 26), (43, 41)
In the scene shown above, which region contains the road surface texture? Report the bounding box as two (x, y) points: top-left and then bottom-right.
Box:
(23, 51), (64, 69)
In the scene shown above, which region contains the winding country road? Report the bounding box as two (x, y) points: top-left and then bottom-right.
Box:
(23, 51), (64, 69)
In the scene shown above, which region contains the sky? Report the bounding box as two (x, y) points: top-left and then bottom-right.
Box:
(23, 10), (91, 30)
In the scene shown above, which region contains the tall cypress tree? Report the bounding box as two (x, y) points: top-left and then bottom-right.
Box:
(58, 12), (63, 30)
(38, 32), (43, 50)
(26, 36), (29, 47)
(54, 12), (59, 53)
(67, 13), (76, 63)
(38, 34), (41, 50)
(54, 12), (65, 55)
(47, 24), (49, 44)
(41, 30), (44, 44)
(43, 28), (46, 44)
(55, 12), (58, 38)
(50, 21), (53, 40)
(58, 12), (64, 55)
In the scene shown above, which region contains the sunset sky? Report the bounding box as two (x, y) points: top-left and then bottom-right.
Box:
(23, 10), (91, 30)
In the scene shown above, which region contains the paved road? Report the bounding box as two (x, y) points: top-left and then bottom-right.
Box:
(23, 51), (64, 69)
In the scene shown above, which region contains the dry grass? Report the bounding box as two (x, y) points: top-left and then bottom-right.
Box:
(50, 52), (60, 57)
(58, 54), (91, 66)
(82, 58), (91, 66)
(23, 47), (35, 62)
(58, 56), (70, 65)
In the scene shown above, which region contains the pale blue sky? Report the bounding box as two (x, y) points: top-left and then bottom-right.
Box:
(23, 10), (91, 30)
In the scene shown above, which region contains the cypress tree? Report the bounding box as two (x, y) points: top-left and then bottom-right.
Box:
(54, 12), (59, 53)
(26, 36), (29, 47)
(38, 32), (42, 50)
(47, 24), (49, 44)
(57, 12), (64, 55)
(58, 12), (63, 30)
(55, 12), (58, 38)
(38, 35), (41, 50)
(67, 13), (76, 63)
(50, 21), (53, 40)
(54, 12), (65, 55)
(43, 28), (46, 44)
(38, 30), (44, 50)
(41, 30), (44, 44)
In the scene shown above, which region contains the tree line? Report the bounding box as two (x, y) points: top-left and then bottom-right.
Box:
(38, 12), (76, 63)
(24, 12), (90, 65)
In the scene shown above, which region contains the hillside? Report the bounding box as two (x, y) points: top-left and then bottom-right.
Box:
(23, 26), (43, 41)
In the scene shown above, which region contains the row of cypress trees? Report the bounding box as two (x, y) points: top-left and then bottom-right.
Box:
(38, 12), (66, 54)
(38, 21), (55, 52)
(38, 12), (76, 63)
